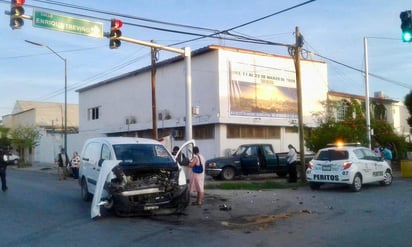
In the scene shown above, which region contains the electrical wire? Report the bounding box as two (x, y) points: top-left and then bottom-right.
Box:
(31, 0), (221, 33)
(3, 0), (333, 103)
(305, 49), (412, 90)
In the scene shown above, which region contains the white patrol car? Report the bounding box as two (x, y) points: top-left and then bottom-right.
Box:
(306, 143), (392, 192)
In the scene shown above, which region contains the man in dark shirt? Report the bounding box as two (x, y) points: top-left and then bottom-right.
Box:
(0, 150), (8, 191)
(56, 148), (69, 180)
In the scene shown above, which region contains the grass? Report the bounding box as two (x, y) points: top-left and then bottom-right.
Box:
(205, 180), (307, 190)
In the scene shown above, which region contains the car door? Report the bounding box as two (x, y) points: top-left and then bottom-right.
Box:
(240, 146), (260, 174)
(175, 140), (195, 184)
(362, 148), (386, 182)
(353, 148), (373, 183)
(262, 145), (277, 171)
(81, 141), (103, 194)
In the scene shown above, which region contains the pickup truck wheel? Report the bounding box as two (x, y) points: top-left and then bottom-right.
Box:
(276, 172), (288, 178)
(81, 178), (92, 202)
(221, 167), (235, 180)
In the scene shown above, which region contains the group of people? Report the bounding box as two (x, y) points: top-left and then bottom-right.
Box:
(56, 149), (80, 180)
(373, 143), (393, 166)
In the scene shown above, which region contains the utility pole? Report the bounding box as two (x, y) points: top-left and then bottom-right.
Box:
(151, 42), (158, 140)
(116, 36), (193, 141)
(293, 27), (306, 183)
(364, 37), (371, 149)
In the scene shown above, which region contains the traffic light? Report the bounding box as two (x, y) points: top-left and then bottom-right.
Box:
(109, 19), (122, 49)
(10, 0), (25, 29)
(400, 10), (412, 42)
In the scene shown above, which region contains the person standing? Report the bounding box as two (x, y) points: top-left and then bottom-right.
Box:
(56, 148), (69, 180)
(188, 146), (205, 206)
(287, 144), (298, 183)
(0, 150), (8, 191)
(383, 144), (393, 167)
(70, 151), (80, 179)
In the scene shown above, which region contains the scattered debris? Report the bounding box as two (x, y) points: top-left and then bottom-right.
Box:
(220, 210), (312, 230)
(219, 204), (232, 211)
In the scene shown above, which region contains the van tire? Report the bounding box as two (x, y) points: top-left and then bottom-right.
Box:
(81, 178), (92, 202)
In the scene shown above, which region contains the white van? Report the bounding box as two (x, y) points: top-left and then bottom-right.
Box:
(78, 137), (194, 217)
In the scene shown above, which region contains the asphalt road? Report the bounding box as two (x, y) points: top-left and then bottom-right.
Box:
(1, 164), (411, 247)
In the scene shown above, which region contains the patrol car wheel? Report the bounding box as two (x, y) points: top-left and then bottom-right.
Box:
(350, 174), (362, 192)
(81, 178), (92, 202)
(379, 169), (393, 186)
(309, 182), (321, 190)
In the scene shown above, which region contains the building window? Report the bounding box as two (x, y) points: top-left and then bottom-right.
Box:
(227, 125), (280, 139)
(336, 100), (350, 121)
(88, 107), (101, 120)
(193, 124), (214, 139)
(374, 103), (387, 121)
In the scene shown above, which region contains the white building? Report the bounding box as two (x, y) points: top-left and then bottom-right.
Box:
(76, 45), (328, 159)
(2, 100), (79, 163)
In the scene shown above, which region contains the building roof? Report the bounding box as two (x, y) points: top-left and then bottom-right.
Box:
(76, 44), (325, 93)
(328, 91), (399, 104)
(11, 100), (78, 115)
(3, 100), (79, 129)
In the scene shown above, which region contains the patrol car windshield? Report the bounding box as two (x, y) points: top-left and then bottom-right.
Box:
(113, 144), (174, 166)
(315, 149), (349, 161)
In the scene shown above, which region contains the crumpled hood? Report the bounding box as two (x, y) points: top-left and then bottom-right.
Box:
(91, 160), (120, 218)
(91, 160), (184, 218)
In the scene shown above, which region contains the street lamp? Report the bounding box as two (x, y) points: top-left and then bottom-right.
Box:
(25, 40), (67, 153)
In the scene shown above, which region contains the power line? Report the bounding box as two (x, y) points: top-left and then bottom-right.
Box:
(31, 0), (220, 33)
(170, 0), (316, 46)
(2, 0), (319, 102)
(306, 49), (412, 90)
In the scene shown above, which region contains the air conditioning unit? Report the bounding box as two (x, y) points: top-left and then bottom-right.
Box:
(158, 110), (171, 120)
(125, 116), (137, 125)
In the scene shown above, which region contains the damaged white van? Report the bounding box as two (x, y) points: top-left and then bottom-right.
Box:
(78, 137), (194, 218)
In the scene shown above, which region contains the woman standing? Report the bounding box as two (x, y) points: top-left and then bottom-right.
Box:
(188, 146), (205, 206)
(71, 151), (81, 179)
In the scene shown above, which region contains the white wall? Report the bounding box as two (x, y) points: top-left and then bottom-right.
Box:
(77, 46), (328, 160)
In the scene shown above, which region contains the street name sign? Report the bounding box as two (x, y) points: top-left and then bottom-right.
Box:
(32, 10), (103, 38)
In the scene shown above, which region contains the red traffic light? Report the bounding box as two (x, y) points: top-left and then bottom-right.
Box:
(12, 0), (25, 6)
(111, 19), (122, 29)
(109, 19), (123, 49)
(10, 0), (25, 29)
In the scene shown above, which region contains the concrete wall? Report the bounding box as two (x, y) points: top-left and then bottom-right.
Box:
(77, 46), (328, 160)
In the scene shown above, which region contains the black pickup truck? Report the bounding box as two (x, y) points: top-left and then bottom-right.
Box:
(205, 144), (313, 180)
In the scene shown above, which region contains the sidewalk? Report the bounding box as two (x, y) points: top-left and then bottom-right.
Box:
(10, 162), (58, 174)
(12, 161), (403, 178)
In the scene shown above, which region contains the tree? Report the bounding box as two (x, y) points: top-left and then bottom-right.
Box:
(9, 126), (41, 165)
(404, 91), (412, 128)
(306, 99), (408, 159)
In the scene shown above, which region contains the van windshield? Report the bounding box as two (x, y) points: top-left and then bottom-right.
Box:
(113, 144), (174, 166)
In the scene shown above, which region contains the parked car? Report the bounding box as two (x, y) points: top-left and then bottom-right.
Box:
(306, 143), (393, 192)
(205, 144), (313, 180)
(4, 153), (20, 165)
(78, 137), (194, 217)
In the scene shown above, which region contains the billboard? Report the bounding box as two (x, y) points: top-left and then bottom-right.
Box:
(229, 61), (298, 119)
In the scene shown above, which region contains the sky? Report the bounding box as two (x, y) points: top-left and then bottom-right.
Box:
(1, 0), (412, 119)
